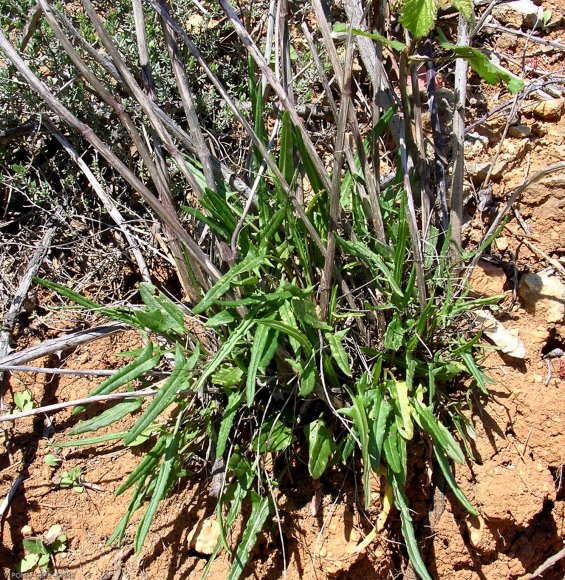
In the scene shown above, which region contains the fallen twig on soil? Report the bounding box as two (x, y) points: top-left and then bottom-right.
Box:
(527, 545), (565, 578)
(0, 365), (169, 377)
(0, 473), (25, 521)
(43, 118), (151, 284)
(483, 22), (565, 52)
(0, 383), (218, 423)
(514, 235), (565, 277)
(0, 324), (128, 368)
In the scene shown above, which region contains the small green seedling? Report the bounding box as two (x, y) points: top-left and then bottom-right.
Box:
(11, 389), (35, 413)
(57, 466), (84, 493)
(44, 454), (61, 468)
(17, 524), (67, 573)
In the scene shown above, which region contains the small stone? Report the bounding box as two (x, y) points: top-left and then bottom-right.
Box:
(496, 236), (509, 252)
(508, 124), (531, 138)
(466, 162), (503, 184)
(21, 525), (34, 537)
(532, 99), (564, 121)
(187, 519), (221, 555)
(493, 0), (543, 28)
(519, 272), (565, 323)
(319, 546), (327, 557)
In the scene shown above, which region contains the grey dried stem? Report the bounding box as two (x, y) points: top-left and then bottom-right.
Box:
(450, 13), (469, 263)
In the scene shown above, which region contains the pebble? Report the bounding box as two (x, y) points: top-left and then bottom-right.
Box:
(508, 124), (531, 138)
(492, 0), (543, 28)
(532, 99), (564, 121)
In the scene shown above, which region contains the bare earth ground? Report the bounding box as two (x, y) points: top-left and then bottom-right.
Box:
(2, 7), (565, 580)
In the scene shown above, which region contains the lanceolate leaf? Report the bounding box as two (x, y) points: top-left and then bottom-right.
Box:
(333, 23), (407, 51)
(438, 31), (524, 94)
(217, 390), (243, 457)
(124, 344), (197, 446)
(413, 399), (465, 464)
(325, 330), (352, 377)
(391, 477), (433, 580)
(257, 319), (312, 354)
(400, 0), (437, 39)
(134, 429), (179, 552)
(246, 322), (271, 406)
(69, 398), (142, 435)
(193, 252), (267, 315)
(434, 446), (478, 515)
(226, 493), (272, 580)
(194, 316), (255, 393)
(306, 418), (335, 479)
(73, 342), (159, 414)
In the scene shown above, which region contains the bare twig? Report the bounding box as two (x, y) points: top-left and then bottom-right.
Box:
(0, 388), (160, 422)
(320, 29), (354, 319)
(154, 0), (326, 255)
(470, 161), (565, 272)
(19, 2), (42, 51)
(0, 473), (26, 520)
(0, 324), (127, 368)
(527, 545), (565, 578)
(0, 216), (58, 436)
(517, 236), (565, 276)
(160, 2), (215, 192)
(450, 13), (469, 262)
(0, 365), (170, 377)
(483, 22), (565, 52)
(342, 0), (402, 145)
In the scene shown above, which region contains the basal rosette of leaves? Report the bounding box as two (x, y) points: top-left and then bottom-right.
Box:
(0, 0), (524, 577)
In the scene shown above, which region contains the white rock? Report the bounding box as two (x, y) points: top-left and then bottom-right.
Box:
(519, 273), (565, 324)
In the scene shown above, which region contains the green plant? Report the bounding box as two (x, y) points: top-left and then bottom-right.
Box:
(11, 389), (36, 414)
(44, 453), (61, 468)
(56, 466), (84, 493)
(17, 524), (68, 573)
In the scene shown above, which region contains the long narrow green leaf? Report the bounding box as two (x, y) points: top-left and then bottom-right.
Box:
(246, 322), (271, 406)
(226, 492), (272, 580)
(115, 437), (167, 496)
(139, 284), (186, 335)
(216, 390), (243, 457)
(69, 398), (142, 435)
(391, 477), (433, 580)
(306, 418), (335, 479)
(389, 380), (414, 440)
(413, 400), (465, 464)
(107, 477), (156, 546)
(333, 23), (407, 51)
(325, 330), (352, 377)
(73, 342), (159, 414)
(134, 430), (179, 552)
(32, 277), (135, 324)
(257, 319), (312, 354)
(194, 316), (255, 393)
(50, 431), (128, 448)
(193, 252), (266, 315)
(124, 345), (197, 446)
(434, 447), (478, 516)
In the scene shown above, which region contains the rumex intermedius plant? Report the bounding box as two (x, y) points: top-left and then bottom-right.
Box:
(1, 0), (528, 577)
